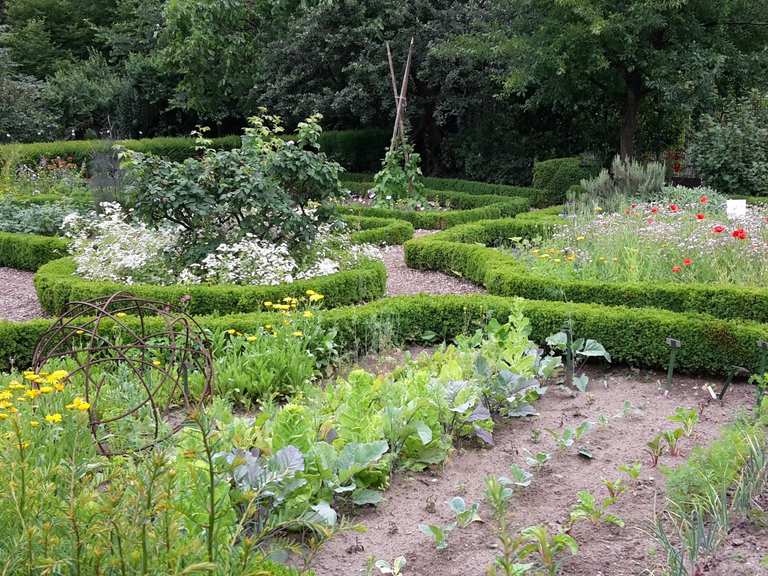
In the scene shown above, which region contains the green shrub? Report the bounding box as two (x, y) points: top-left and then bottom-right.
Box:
(344, 215), (414, 245)
(34, 256), (387, 316)
(404, 214), (768, 322)
(0, 232), (69, 271)
(688, 91), (768, 197)
(533, 157), (600, 205)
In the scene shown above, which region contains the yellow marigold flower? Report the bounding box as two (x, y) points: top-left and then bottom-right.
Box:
(0, 390), (12, 400)
(303, 311), (313, 318)
(53, 382), (65, 392)
(246, 336), (257, 342)
(8, 381), (26, 390)
(39, 386), (53, 394)
(264, 301), (273, 308)
(65, 397), (91, 411)
(308, 293), (324, 302)
(24, 389), (41, 399)
(292, 331), (304, 337)
(76, 329), (84, 335)
(226, 328), (236, 335)
(116, 312), (127, 318)
(152, 360), (162, 367)
(45, 413), (62, 424)
(48, 370), (69, 382)
(306, 289), (317, 296)
(0, 400), (13, 410)
(30, 420), (39, 428)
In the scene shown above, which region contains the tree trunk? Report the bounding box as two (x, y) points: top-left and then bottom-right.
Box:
(620, 71), (644, 159)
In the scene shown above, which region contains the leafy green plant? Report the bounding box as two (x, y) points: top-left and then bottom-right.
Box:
(667, 407), (699, 437)
(601, 478), (626, 500)
(524, 450), (552, 470)
(448, 496), (482, 528)
(484, 476), (535, 576)
(372, 141), (425, 204)
(618, 462), (642, 481)
(663, 428), (685, 457)
(545, 327), (610, 392)
(518, 525), (578, 576)
(646, 434), (667, 467)
(545, 421), (592, 450)
(374, 556), (407, 575)
(419, 523), (453, 551)
(568, 490), (625, 528)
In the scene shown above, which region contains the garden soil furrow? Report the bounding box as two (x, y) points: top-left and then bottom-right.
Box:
(309, 366), (765, 576)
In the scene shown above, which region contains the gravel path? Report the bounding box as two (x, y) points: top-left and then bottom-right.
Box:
(0, 267), (45, 322)
(381, 230), (486, 296)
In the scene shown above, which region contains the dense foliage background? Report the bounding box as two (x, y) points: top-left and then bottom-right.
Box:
(1, 0), (767, 183)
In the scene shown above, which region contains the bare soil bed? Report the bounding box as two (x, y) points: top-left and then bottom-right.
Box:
(310, 364), (767, 576)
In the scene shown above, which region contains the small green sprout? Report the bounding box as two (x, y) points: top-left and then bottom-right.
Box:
(667, 407), (699, 437)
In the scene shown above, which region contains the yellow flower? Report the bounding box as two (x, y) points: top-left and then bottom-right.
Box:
(45, 413), (62, 424)
(576, 236), (586, 241)
(594, 206), (603, 212)
(53, 382), (65, 392)
(303, 310), (313, 318)
(0, 413), (9, 420)
(39, 386), (53, 394)
(8, 381), (25, 390)
(0, 390), (12, 401)
(24, 389), (41, 399)
(264, 324), (272, 330)
(553, 258), (561, 263)
(76, 329), (85, 335)
(306, 289), (317, 296)
(226, 328), (236, 335)
(566, 255), (576, 261)
(48, 370), (69, 382)
(308, 293), (324, 302)
(292, 331), (304, 337)
(30, 421), (39, 428)
(0, 400), (13, 410)
(246, 336), (257, 342)
(65, 397), (91, 411)
(264, 301), (273, 308)
(116, 312), (127, 318)
(152, 360), (162, 367)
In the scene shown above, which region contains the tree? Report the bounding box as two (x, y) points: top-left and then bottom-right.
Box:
(469, 0), (768, 158)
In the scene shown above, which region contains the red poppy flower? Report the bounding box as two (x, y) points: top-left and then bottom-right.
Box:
(672, 266), (682, 273)
(669, 204), (679, 212)
(699, 195), (708, 205)
(713, 225), (726, 234)
(647, 218), (654, 225)
(695, 213), (705, 220)
(683, 258), (693, 266)
(651, 207), (658, 214)
(732, 228), (747, 240)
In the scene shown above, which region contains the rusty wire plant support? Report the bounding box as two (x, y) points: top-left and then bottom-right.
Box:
(31, 292), (214, 455)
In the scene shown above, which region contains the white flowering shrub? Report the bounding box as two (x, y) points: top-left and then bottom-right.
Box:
(65, 205), (382, 286)
(64, 203), (179, 284)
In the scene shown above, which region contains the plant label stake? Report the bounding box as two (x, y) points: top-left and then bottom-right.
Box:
(563, 323), (574, 388)
(665, 338), (682, 390)
(718, 366), (749, 401)
(758, 340), (768, 375)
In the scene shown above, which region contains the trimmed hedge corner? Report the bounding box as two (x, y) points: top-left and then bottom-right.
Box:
(532, 157), (600, 205)
(344, 215), (414, 245)
(2, 295), (767, 376)
(0, 232), (70, 271)
(405, 214), (768, 323)
(34, 257), (387, 316)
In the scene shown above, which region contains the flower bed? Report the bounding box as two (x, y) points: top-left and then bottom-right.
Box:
(404, 210), (768, 322)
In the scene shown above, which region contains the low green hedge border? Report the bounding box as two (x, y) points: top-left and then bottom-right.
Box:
(34, 257), (387, 316)
(339, 189), (530, 230)
(0, 232), (70, 271)
(3, 295), (767, 376)
(405, 215), (768, 323)
(0, 129), (390, 174)
(345, 215), (414, 245)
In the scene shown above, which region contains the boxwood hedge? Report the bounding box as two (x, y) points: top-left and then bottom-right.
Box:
(404, 214), (768, 322)
(345, 215), (414, 245)
(532, 157), (600, 205)
(0, 232), (70, 271)
(2, 294), (767, 376)
(34, 257), (387, 316)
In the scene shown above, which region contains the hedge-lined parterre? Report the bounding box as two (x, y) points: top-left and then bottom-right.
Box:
(2, 294), (767, 375)
(404, 213), (768, 323)
(339, 184), (531, 229)
(34, 256), (387, 316)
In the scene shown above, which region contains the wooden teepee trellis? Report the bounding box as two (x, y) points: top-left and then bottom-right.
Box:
(385, 37), (415, 188)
